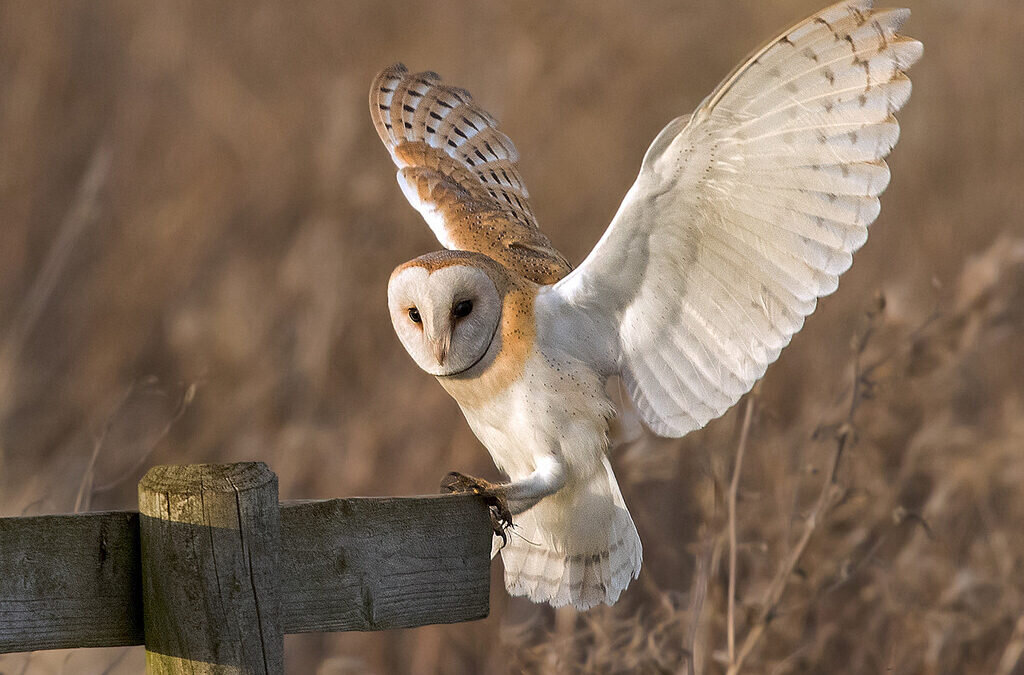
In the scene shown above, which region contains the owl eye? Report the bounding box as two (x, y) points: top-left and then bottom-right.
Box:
(453, 299), (473, 318)
(408, 307), (421, 324)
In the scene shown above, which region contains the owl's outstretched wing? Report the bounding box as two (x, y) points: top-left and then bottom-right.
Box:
(542, 0), (922, 437)
(370, 64), (571, 284)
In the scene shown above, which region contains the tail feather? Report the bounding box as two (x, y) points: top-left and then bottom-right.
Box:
(499, 457), (642, 610)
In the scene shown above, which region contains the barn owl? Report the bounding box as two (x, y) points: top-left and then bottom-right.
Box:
(370, 0), (920, 610)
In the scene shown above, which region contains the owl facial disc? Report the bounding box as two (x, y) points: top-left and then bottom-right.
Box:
(387, 263), (501, 377)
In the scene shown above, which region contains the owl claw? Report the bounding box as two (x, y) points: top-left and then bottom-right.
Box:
(441, 471), (513, 545)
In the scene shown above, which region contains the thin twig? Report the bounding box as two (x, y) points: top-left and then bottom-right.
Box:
(727, 445), (846, 675)
(726, 305), (880, 675)
(0, 143), (111, 408)
(91, 383), (196, 494)
(996, 613), (1024, 675)
(0, 143), (111, 488)
(73, 382), (140, 513)
(727, 395), (756, 667)
(685, 537), (716, 675)
(72, 380), (195, 513)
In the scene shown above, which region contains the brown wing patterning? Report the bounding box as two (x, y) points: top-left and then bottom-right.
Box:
(370, 63), (571, 285)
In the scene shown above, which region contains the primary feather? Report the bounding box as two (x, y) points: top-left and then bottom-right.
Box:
(370, 64), (571, 284)
(548, 0), (922, 437)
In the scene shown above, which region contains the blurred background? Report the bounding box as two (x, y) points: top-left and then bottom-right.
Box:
(1, 0), (1023, 672)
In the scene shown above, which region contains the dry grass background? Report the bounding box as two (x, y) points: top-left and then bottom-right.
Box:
(1, 0), (1023, 673)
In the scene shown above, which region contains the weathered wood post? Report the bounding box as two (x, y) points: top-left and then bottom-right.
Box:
(138, 462), (283, 674)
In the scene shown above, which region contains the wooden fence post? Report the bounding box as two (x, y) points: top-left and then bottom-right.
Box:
(138, 462), (283, 674)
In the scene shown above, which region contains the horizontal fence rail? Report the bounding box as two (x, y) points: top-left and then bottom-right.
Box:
(0, 462), (492, 669)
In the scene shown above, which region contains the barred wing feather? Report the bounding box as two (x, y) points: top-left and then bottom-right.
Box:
(547, 0), (922, 437)
(370, 64), (571, 283)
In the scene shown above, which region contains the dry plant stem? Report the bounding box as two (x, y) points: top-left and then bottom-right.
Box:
(0, 143), (111, 484)
(72, 382), (195, 514)
(996, 613), (1024, 675)
(73, 382), (139, 513)
(726, 457), (845, 675)
(92, 383), (196, 494)
(0, 144), (111, 410)
(685, 538), (716, 675)
(727, 396), (756, 667)
(726, 311), (877, 675)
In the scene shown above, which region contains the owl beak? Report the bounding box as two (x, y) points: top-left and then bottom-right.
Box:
(432, 333), (451, 366)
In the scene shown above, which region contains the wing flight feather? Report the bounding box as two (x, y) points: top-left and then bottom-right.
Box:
(370, 64), (571, 283)
(546, 0), (922, 437)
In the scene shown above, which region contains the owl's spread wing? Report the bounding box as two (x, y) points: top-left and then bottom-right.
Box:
(370, 64), (571, 284)
(543, 0), (922, 437)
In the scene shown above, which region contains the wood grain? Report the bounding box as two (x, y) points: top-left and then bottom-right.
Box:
(280, 494), (492, 633)
(0, 510), (143, 652)
(138, 463), (283, 674)
(0, 466), (492, 657)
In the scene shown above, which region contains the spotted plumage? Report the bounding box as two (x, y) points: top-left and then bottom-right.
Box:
(372, 0), (921, 609)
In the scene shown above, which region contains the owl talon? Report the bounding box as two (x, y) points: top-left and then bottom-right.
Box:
(441, 471), (513, 543)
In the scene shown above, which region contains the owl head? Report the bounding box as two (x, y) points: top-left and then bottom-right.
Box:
(387, 251), (504, 377)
